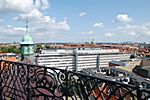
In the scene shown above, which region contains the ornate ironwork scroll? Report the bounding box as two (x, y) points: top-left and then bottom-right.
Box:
(0, 60), (150, 100)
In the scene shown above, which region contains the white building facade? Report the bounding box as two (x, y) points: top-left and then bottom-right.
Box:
(36, 49), (131, 71)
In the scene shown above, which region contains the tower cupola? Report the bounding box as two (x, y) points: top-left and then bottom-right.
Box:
(20, 18), (35, 63)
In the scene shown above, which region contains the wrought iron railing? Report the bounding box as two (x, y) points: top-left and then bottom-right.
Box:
(0, 60), (150, 100)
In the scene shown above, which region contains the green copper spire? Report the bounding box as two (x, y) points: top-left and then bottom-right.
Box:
(20, 18), (35, 62)
(20, 18), (34, 45)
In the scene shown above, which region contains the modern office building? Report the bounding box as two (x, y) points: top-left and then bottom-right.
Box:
(36, 48), (131, 71)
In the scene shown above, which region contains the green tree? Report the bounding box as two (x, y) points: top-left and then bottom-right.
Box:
(0, 46), (20, 54)
(36, 44), (44, 49)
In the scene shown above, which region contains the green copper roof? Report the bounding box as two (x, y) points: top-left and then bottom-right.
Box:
(20, 34), (34, 44)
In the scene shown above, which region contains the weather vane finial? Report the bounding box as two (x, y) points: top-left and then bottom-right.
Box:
(26, 16), (28, 35)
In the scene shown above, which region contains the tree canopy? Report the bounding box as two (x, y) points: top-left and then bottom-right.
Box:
(0, 46), (20, 54)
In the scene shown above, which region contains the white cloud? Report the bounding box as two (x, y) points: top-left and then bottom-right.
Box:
(34, 0), (49, 10)
(0, 0), (70, 42)
(117, 23), (150, 37)
(93, 22), (103, 28)
(105, 32), (114, 37)
(129, 32), (137, 36)
(0, 18), (68, 42)
(0, 22), (25, 36)
(79, 12), (86, 17)
(82, 30), (94, 35)
(14, 9), (70, 32)
(0, 0), (49, 13)
(0, 0), (34, 13)
(116, 14), (132, 23)
(14, 9), (43, 21)
(0, 19), (4, 22)
(0, 21), (27, 42)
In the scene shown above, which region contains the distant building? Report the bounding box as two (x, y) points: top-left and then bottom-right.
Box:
(0, 53), (19, 62)
(133, 58), (150, 78)
(36, 48), (131, 71)
(20, 20), (35, 63)
(109, 60), (126, 67)
(109, 59), (141, 72)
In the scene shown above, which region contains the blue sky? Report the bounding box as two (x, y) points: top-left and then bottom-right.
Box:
(0, 0), (150, 43)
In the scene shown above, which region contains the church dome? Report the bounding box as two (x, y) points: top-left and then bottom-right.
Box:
(20, 34), (34, 45)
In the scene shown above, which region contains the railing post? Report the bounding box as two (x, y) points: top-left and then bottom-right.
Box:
(27, 65), (30, 100)
(65, 70), (69, 100)
(0, 60), (2, 100)
(137, 88), (142, 100)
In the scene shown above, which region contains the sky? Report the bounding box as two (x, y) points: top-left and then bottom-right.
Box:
(0, 0), (150, 43)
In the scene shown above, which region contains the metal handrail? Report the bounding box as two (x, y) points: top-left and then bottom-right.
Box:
(0, 60), (150, 100)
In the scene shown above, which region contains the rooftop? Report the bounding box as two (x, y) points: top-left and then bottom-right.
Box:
(20, 34), (34, 45)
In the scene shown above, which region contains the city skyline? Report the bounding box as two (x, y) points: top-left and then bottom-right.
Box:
(0, 0), (150, 43)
